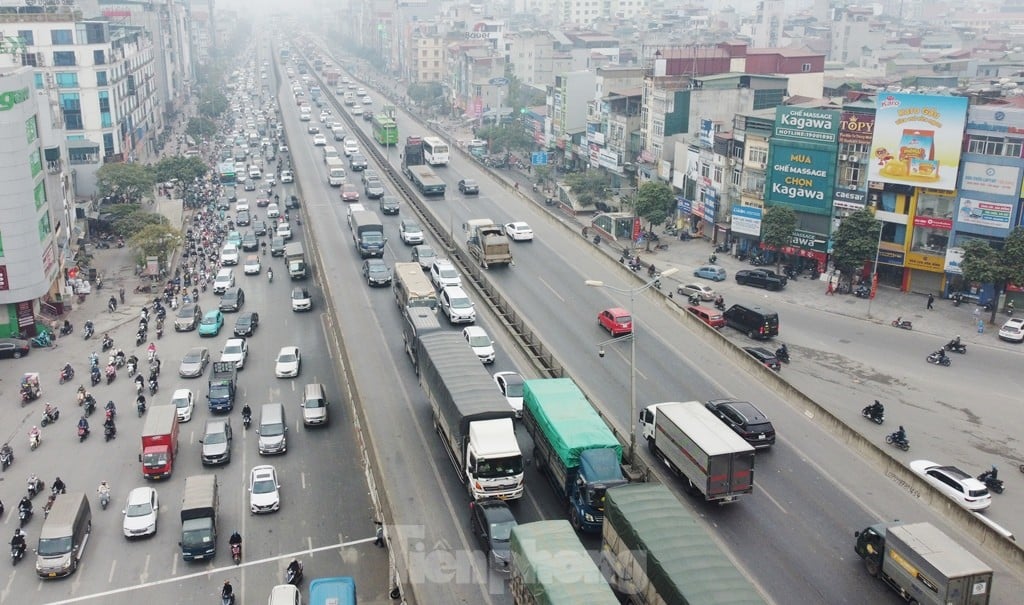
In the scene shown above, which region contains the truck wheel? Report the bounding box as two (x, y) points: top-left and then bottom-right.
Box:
(569, 506), (580, 531)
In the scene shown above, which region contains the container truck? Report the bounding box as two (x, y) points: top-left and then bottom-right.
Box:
(522, 378), (627, 532)
(326, 156), (347, 186)
(417, 331), (524, 500)
(207, 361), (237, 412)
(179, 475), (218, 560)
(854, 521), (993, 605)
(509, 521), (618, 605)
(602, 484), (767, 605)
(284, 242), (307, 279)
(464, 218), (513, 269)
(350, 210), (386, 258)
(140, 405), (180, 479)
(393, 262), (437, 312)
(639, 401), (755, 503)
(402, 136), (446, 196)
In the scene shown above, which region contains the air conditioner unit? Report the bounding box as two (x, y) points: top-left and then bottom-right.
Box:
(850, 155), (860, 163)
(838, 154), (848, 161)
(757, 162), (766, 170)
(727, 158), (735, 166)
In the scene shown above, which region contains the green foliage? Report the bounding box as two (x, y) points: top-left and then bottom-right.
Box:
(634, 181), (674, 228)
(407, 82), (445, 107)
(96, 163), (155, 204)
(112, 207), (169, 237)
(961, 228), (1024, 323)
(186, 117), (217, 141)
(128, 223), (182, 269)
(564, 171), (613, 208)
(154, 156), (208, 184)
(475, 125), (533, 153)
(198, 88), (228, 119)
(533, 165), (553, 185)
(830, 209), (881, 279)
(760, 206), (798, 273)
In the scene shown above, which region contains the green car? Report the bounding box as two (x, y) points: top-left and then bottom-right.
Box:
(226, 231), (243, 247)
(198, 310), (224, 337)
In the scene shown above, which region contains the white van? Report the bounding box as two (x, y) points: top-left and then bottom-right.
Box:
(268, 584), (301, 605)
(322, 146), (339, 163)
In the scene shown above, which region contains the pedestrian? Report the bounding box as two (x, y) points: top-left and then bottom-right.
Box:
(119, 286), (125, 305)
(826, 281), (834, 296)
(927, 293), (935, 310)
(973, 307), (981, 321)
(374, 521), (385, 547)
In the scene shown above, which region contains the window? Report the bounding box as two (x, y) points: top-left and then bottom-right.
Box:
(53, 51), (76, 67)
(967, 135), (1002, 155)
(33, 72), (43, 90)
(51, 29), (74, 45)
(103, 133), (115, 157)
(96, 71), (107, 86)
(731, 169), (742, 187)
(17, 30), (33, 45)
(38, 211), (52, 241)
(22, 52), (38, 67)
(55, 72), (79, 88)
(801, 63), (811, 72)
(94, 50), (106, 65)
(60, 92), (82, 130)
(99, 90), (112, 128)
(700, 163), (710, 178)
(748, 147), (768, 164)
(1005, 137), (1023, 157)
(713, 165), (723, 183)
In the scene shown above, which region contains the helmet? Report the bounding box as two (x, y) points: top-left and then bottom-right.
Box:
(31, 426), (37, 431)
(14, 529), (21, 536)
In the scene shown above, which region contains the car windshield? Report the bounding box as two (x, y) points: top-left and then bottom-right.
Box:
(440, 267), (457, 279)
(181, 523), (211, 548)
(363, 233), (384, 243)
(252, 477), (276, 494)
(201, 317), (217, 325)
(126, 500), (154, 518)
(451, 297), (471, 309)
(303, 399), (324, 409)
(262, 422), (284, 437)
(37, 536), (73, 556)
(490, 520), (515, 542)
(237, 316), (251, 326)
(503, 379), (523, 398)
(615, 315), (632, 325)
(205, 430), (227, 445)
(292, 290), (308, 300)
(475, 455), (523, 479)
(405, 223), (421, 232)
(468, 335), (490, 347)
(369, 265), (387, 275)
(177, 306), (195, 318)
(173, 397), (190, 408)
(184, 351), (203, 362)
(224, 344), (242, 355)
(418, 248), (435, 259)
(278, 353), (296, 363)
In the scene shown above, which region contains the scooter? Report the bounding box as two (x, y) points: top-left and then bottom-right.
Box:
(78, 426), (90, 442)
(230, 542), (242, 564)
(944, 341), (967, 354)
(885, 431), (910, 451)
(137, 399), (147, 417)
(18, 507), (31, 527)
(978, 468), (1004, 494)
(853, 285), (870, 299)
(926, 351), (952, 367)
(284, 560), (304, 585)
(714, 299), (726, 311)
(101, 336), (113, 352)
(861, 403), (885, 424)
(40, 407), (59, 427)
(59, 366), (75, 384)
(775, 345), (790, 364)
(27, 475), (43, 498)
(242, 413), (252, 430)
(0, 446), (12, 470)
(83, 396), (96, 417)
(83, 322), (94, 340)
(105, 366), (117, 384)
(29, 432), (40, 451)
(104, 424), (116, 442)
(10, 543), (25, 565)
(890, 318), (913, 330)
(98, 488), (110, 509)
(90, 368), (102, 387)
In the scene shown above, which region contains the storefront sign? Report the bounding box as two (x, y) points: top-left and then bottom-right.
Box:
(913, 215), (953, 230)
(945, 247), (965, 274)
(960, 162), (1020, 196)
(597, 148), (618, 170)
(957, 197), (1013, 230)
(703, 189), (718, 221)
(731, 205), (762, 236)
(868, 93), (968, 191)
(833, 188), (867, 209)
(0, 265), (7, 291)
(839, 111), (875, 145)
(699, 119), (714, 146)
(0, 86), (29, 112)
(773, 107), (840, 144)
(878, 246), (906, 266)
(788, 229), (828, 253)
(765, 144), (834, 214)
(676, 196), (692, 214)
(905, 251), (945, 272)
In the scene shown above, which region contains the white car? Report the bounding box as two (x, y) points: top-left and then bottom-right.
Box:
(170, 388), (194, 422)
(677, 283), (717, 301)
(493, 371), (524, 417)
(313, 134), (327, 146)
(248, 465), (281, 514)
(351, 104), (364, 115)
(221, 338), (249, 369)
(275, 346), (301, 378)
(343, 139), (359, 156)
(280, 170), (294, 183)
(430, 259), (462, 289)
(122, 487), (159, 538)
(243, 255), (261, 275)
(277, 222), (293, 240)
(909, 460), (991, 511)
(362, 95), (372, 104)
(267, 203), (280, 218)
(235, 200), (250, 212)
(998, 317), (1024, 342)
(220, 244), (239, 266)
(213, 269), (235, 294)
(504, 222), (534, 242)
(463, 326), (496, 364)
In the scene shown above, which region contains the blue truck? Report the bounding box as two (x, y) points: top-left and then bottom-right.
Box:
(207, 362), (236, 412)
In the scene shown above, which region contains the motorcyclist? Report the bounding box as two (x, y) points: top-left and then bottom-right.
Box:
(0, 443), (11, 460)
(267, 267), (274, 282)
(776, 343), (789, 359)
(229, 531), (242, 548)
(62, 362), (74, 378)
(127, 354), (138, 372)
(103, 416), (116, 437)
(221, 580), (234, 602)
(241, 403), (252, 423)
(97, 481), (110, 500)
(28, 425), (40, 443)
(146, 342), (157, 359)
(936, 348), (947, 361)
(714, 294), (724, 307)
(869, 400), (885, 419)
(105, 400), (117, 415)
(89, 351), (99, 368)
(286, 558), (302, 579)
(114, 349), (126, 366)
(979, 465), (998, 483)
(134, 373), (145, 391)
(10, 529), (26, 557)
(78, 416), (90, 434)
(18, 496), (32, 516)
(137, 394), (147, 412)
(43, 403), (56, 422)
(895, 425), (907, 444)
(647, 263), (657, 278)
(52, 476), (65, 494)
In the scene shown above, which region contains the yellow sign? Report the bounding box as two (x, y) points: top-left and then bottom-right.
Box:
(905, 251), (944, 272)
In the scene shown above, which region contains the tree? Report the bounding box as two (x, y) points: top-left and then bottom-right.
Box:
(154, 156), (208, 184)
(961, 227), (1024, 323)
(564, 171), (613, 209)
(475, 125), (533, 154)
(633, 181), (675, 251)
(760, 205), (798, 273)
(96, 163), (155, 204)
(111, 206), (170, 237)
(127, 223), (182, 271)
(406, 82), (445, 107)
(186, 116), (217, 141)
(198, 88), (228, 119)
(831, 209), (881, 280)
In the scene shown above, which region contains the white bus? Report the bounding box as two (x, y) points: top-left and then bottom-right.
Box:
(422, 137), (450, 166)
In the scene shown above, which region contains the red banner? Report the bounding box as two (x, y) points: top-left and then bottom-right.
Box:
(913, 215), (953, 230)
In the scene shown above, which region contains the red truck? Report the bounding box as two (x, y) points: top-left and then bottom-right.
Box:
(140, 405), (179, 479)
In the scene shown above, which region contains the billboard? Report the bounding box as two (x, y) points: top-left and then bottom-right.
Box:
(960, 162), (1020, 196)
(839, 111), (875, 145)
(773, 107), (840, 143)
(765, 144), (834, 214)
(957, 197), (1013, 230)
(731, 205), (762, 236)
(868, 94), (968, 191)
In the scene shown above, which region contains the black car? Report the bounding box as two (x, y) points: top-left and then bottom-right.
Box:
(705, 398), (776, 448)
(233, 311), (259, 337)
(219, 287), (245, 312)
(241, 232), (259, 252)
(216, 197), (232, 211)
(174, 303), (202, 331)
(379, 195), (400, 215)
(735, 269), (787, 291)
(743, 346), (781, 371)
(458, 179), (480, 195)
(270, 236), (286, 256)
(244, 180), (256, 191)
(469, 499), (517, 573)
(236, 210), (251, 226)
(253, 221), (269, 236)
(349, 153), (368, 171)
(0, 338), (30, 359)
(362, 259), (393, 287)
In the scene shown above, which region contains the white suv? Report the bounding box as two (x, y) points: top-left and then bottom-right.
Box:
(439, 286), (476, 324)
(430, 259), (461, 289)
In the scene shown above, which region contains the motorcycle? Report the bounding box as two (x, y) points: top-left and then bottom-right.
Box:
(230, 542), (242, 564)
(775, 345), (790, 364)
(98, 488), (110, 509)
(853, 285), (870, 299)
(83, 396), (96, 417)
(59, 365), (75, 384)
(27, 475), (43, 498)
(926, 351), (951, 367)
(884, 431), (910, 451)
(90, 368), (101, 387)
(40, 407), (59, 427)
(268, 269), (274, 283)
(890, 318), (913, 330)
(242, 413), (252, 430)
(29, 432), (40, 451)
(104, 424), (116, 442)
(18, 507), (31, 527)
(708, 254), (718, 265)
(59, 322), (74, 337)
(83, 322), (94, 340)
(78, 426), (90, 442)
(284, 560), (304, 586)
(861, 403), (885, 424)
(126, 360), (137, 376)
(101, 336), (113, 352)
(148, 379), (159, 396)
(944, 340), (967, 354)
(135, 330), (146, 346)
(105, 366), (117, 384)
(0, 446), (12, 470)
(978, 468), (1004, 494)
(137, 399), (147, 417)
(714, 299), (726, 311)
(10, 543), (25, 565)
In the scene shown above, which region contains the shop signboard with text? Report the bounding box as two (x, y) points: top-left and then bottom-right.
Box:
(765, 144), (835, 214)
(773, 107), (840, 143)
(731, 205), (762, 236)
(868, 94), (968, 191)
(957, 197), (1013, 230)
(960, 162), (1020, 196)
(905, 251), (945, 272)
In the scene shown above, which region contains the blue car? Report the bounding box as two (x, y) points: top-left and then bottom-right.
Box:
(694, 265), (727, 281)
(198, 310), (224, 337)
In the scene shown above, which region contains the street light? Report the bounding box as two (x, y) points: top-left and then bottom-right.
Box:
(585, 267), (678, 470)
(866, 221), (883, 318)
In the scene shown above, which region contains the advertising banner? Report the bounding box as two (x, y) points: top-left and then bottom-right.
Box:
(731, 205), (762, 236)
(905, 251), (945, 272)
(945, 247), (965, 274)
(676, 196), (692, 214)
(839, 111), (875, 145)
(765, 144), (834, 214)
(960, 162), (1020, 196)
(868, 93), (968, 191)
(878, 244), (906, 266)
(912, 215), (953, 230)
(957, 197), (1013, 230)
(699, 119), (714, 146)
(773, 107), (840, 144)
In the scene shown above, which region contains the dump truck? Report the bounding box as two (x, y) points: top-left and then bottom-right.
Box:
(464, 218), (513, 269)
(180, 475), (218, 561)
(522, 378), (627, 532)
(854, 521), (993, 605)
(284, 242), (307, 279)
(207, 361), (237, 412)
(602, 484), (767, 605)
(639, 401), (755, 503)
(140, 405), (180, 480)
(418, 330), (524, 501)
(402, 136), (446, 196)
(510, 521), (618, 605)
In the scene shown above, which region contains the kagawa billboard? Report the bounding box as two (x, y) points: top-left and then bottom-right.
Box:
(765, 107), (840, 215)
(868, 94), (968, 191)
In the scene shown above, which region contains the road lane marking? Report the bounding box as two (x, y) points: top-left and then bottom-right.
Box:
(537, 277), (564, 303)
(107, 559), (116, 584)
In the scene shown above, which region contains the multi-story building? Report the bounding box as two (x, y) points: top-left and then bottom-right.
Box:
(585, 66), (644, 183)
(548, 69), (595, 162)
(552, 0), (648, 27)
(407, 25), (445, 84)
(505, 30), (573, 89)
(830, 6), (884, 66)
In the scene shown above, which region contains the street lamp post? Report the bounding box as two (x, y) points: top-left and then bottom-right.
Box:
(585, 267), (678, 469)
(866, 221), (883, 318)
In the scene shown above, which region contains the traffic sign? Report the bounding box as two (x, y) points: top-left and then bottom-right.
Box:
(531, 152), (548, 166)
(489, 77), (509, 86)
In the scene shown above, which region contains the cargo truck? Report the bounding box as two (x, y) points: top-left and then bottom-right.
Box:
(393, 262), (437, 312)
(510, 521), (618, 605)
(326, 156), (347, 186)
(854, 521), (993, 605)
(464, 218), (513, 269)
(522, 378), (627, 532)
(140, 405), (180, 479)
(602, 484), (767, 605)
(639, 401), (755, 503)
(284, 242), (307, 279)
(402, 136), (445, 196)
(180, 475), (218, 560)
(417, 331), (524, 500)
(207, 361), (237, 412)
(350, 210), (386, 258)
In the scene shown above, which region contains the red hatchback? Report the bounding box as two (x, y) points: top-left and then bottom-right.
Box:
(598, 307), (632, 336)
(340, 183), (360, 202)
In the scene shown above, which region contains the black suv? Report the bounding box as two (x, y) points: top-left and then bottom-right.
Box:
(743, 346), (781, 371)
(270, 236), (286, 257)
(705, 398), (776, 448)
(469, 499), (517, 573)
(219, 287), (245, 312)
(734, 269), (787, 291)
(233, 311), (259, 337)
(379, 195), (400, 215)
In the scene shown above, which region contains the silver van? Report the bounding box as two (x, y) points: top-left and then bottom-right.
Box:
(36, 492), (91, 578)
(301, 383), (329, 427)
(258, 403), (288, 454)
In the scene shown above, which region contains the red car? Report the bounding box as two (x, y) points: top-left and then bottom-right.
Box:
(340, 183), (359, 202)
(598, 307), (632, 336)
